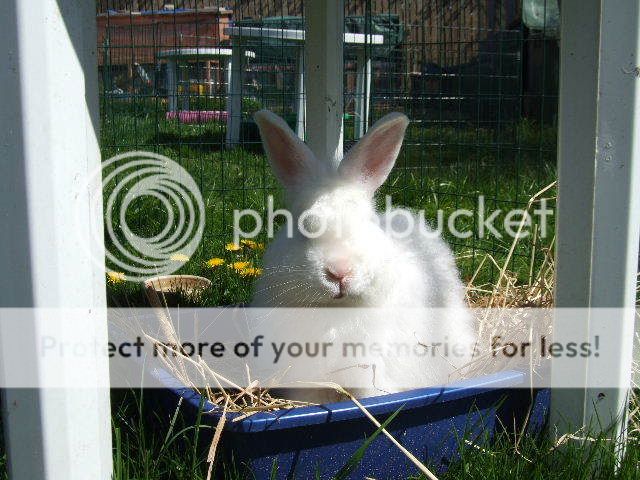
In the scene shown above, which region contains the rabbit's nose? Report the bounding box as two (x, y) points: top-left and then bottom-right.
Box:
(324, 263), (352, 283)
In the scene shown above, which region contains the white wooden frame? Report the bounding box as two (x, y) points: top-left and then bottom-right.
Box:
(552, 0), (640, 440)
(158, 48), (255, 113)
(0, 1), (111, 478)
(304, 2), (345, 166)
(224, 24), (382, 149)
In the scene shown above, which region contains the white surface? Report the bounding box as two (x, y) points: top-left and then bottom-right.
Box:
(0, 0), (111, 479)
(164, 48), (256, 113)
(304, 1), (345, 165)
(225, 41), (245, 146)
(552, 0), (640, 441)
(294, 47), (306, 140)
(158, 48), (256, 113)
(166, 58), (178, 111)
(354, 50), (372, 139)
(224, 26), (383, 45)
(158, 47), (256, 59)
(225, 6), (354, 155)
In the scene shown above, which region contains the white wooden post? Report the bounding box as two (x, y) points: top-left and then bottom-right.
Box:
(294, 46), (306, 140)
(180, 62), (189, 111)
(354, 49), (372, 139)
(167, 58), (178, 112)
(0, 1), (112, 479)
(552, 0), (640, 439)
(304, 0), (344, 167)
(206, 60), (213, 95)
(226, 40), (244, 147)
(225, 56), (233, 97)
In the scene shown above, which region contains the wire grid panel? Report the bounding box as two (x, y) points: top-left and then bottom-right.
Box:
(97, 0), (558, 302)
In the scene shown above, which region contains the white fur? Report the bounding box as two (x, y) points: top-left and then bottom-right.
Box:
(251, 110), (476, 400)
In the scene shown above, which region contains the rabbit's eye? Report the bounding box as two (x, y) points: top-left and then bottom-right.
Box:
(300, 213), (325, 238)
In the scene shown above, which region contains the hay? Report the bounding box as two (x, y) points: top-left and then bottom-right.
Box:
(466, 181), (556, 310)
(458, 182), (556, 383)
(133, 182), (562, 470)
(138, 180), (639, 464)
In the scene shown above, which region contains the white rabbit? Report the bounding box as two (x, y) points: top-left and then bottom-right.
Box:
(249, 110), (476, 401)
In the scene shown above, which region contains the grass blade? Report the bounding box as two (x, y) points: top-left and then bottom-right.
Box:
(334, 406), (404, 480)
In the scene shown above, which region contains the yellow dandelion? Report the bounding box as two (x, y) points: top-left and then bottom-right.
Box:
(240, 239), (266, 250)
(229, 261), (251, 272)
(239, 267), (263, 277)
(240, 239), (257, 248)
(170, 253), (190, 262)
(225, 242), (241, 252)
(106, 271), (126, 284)
(205, 257), (225, 268)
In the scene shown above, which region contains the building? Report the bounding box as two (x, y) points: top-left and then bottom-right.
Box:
(97, 5), (232, 94)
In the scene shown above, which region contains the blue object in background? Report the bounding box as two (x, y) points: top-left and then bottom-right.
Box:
(157, 369), (549, 479)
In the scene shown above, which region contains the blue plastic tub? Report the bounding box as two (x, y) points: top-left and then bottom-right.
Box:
(156, 369), (549, 479)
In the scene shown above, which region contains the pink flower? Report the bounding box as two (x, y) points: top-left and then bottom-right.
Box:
(164, 110), (229, 124)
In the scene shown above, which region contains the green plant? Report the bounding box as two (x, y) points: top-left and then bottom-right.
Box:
(108, 388), (640, 480)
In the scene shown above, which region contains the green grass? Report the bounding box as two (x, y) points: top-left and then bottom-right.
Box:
(111, 390), (215, 480)
(101, 98), (557, 307)
(0, 426), (5, 480)
(431, 427), (640, 480)
(1, 389), (638, 479)
(106, 389), (639, 480)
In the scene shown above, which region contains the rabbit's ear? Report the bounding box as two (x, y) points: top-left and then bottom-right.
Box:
(254, 110), (317, 189)
(338, 112), (409, 195)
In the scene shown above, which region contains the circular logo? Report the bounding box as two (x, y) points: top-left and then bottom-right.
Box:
(82, 151), (205, 281)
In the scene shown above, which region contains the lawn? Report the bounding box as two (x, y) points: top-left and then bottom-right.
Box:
(107, 389), (640, 480)
(1, 390), (639, 479)
(101, 97), (557, 307)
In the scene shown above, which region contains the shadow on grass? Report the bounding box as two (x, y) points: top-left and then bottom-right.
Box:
(155, 130), (226, 153)
(153, 122), (263, 155)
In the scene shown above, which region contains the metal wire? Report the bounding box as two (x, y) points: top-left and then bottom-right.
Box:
(98, 0), (558, 283)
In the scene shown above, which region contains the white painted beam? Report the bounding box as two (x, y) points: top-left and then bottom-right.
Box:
(354, 50), (372, 139)
(294, 46), (306, 140)
(0, 1), (112, 479)
(167, 58), (178, 112)
(224, 26), (383, 45)
(552, 0), (640, 439)
(304, 0), (345, 167)
(226, 39), (244, 147)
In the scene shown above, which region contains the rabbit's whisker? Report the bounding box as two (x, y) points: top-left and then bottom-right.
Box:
(253, 278), (306, 295)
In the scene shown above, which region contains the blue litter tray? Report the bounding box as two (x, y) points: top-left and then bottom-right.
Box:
(156, 369), (549, 479)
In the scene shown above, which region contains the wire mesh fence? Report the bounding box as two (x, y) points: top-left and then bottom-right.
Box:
(97, 0), (559, 305)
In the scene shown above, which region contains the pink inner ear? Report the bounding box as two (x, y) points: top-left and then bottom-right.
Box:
(339, 113), (409, 193)
(255, 111), (315, 188)
(265, 125), (305, 182)
(360, 127), (403, 181)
